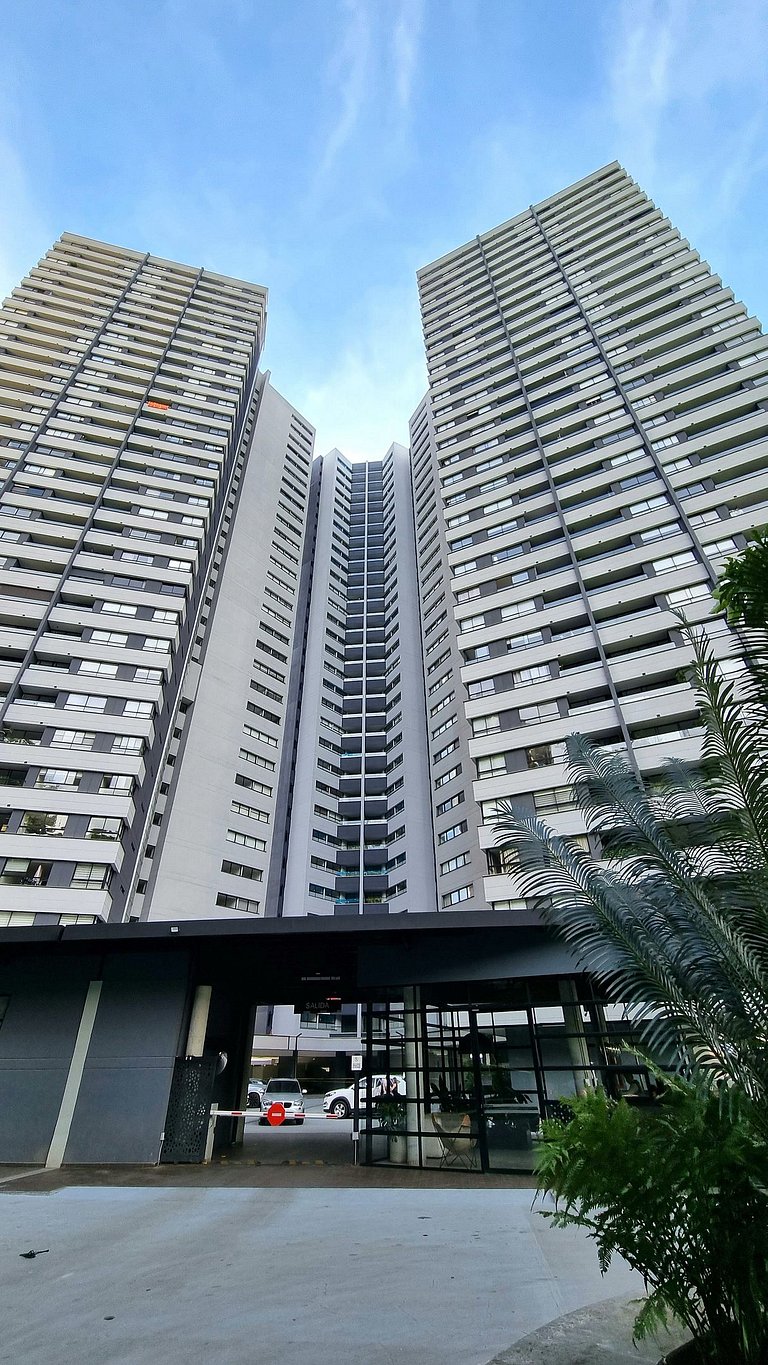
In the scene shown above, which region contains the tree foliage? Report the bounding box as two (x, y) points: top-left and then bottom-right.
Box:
(537, 1084), (768, 1361)
(715, 526), (768, 629)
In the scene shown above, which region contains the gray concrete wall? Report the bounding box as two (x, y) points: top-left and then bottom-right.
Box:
(0, 948), (191, 1165)
(0, 952), (99, 1163)
(63, 951), (190, 1164)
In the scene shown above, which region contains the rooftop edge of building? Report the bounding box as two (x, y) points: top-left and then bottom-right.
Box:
(56, 230), (269, 298)
(415, 159), (625, 282)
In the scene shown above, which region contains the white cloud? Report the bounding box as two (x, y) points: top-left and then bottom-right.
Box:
(295, 280), (427, 461)
(392, 0), (425, 113)
(314, 0), (374, 190)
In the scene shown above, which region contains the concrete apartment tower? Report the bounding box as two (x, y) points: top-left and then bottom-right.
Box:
(410, 161), (768, 916)
(1, 160), (767, 968)
(267, 444), (438, 1048)
(0, 232), (313, 927)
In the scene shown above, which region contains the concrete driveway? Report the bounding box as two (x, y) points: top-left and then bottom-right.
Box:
(0, 1184), (643, 1364)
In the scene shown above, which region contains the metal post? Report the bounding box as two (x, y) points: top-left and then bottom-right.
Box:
(204, 1103), (218, 1163)
(403, 985), (424, 1167)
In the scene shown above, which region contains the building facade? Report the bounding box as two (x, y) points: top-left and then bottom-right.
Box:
(0, 232), (314, 927)
(411, 160), (768, 917)
(1, 161), (767, 963)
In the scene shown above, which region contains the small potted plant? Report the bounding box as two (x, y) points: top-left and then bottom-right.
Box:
(374, 1096), (407, 1163)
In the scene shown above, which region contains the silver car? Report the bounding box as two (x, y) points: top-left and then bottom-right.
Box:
(258, 1077), (306, 1125)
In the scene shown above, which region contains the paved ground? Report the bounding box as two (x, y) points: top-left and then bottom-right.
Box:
(0, 1182), (660, 1365)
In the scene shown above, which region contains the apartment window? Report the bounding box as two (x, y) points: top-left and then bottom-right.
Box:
(434, 765), (461, 789)
(0, 859), (52, 886)
(507, 630), (544, 651)
(90, 631), (128, 647)
(50, 729), (95, 750)
(78, 660), (119, 678)
(111, 735), (143, 753)
(512, 664), (550, 686)
(221, 860), (262, 881)
(705, 538), (738, 557)
(441, 884), (474, 907)
(629, 496), (667, 515)
(71, 863), (111, 889)
(519, 701), (560, 723)
(499, 599), (536, 619)
(215, 893), (260, 914)
(667, 584), (711, 606)
(640, 523), (681, 544)
(477, 753), (507, 776)
(472, 714), (501, 735)
(534, 786), (576, 814)
(434, 739), (459, 762)
(654, 551), (696, 573)
(226, 829), (267, 852)
(438, 821), (468, 843)
(35, 768), (81, 789)
(235, 773), (272, 796)
(19, 811), (67, 836)
(231, 800), (270, 824)
(468, 678), (495, 698)
(436, 792), (463, 814)
(440, 851), (470, 875)
(123, 700), (154, 717)
(99, 773), (133, 793)
(65, 693), (107, 713)
(427, 683), (457, 718)
(86, 816), (122, 839)
(527, 742), (567, 768)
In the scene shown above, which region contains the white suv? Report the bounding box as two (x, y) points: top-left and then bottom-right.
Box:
(323, 1075), (406, 1119)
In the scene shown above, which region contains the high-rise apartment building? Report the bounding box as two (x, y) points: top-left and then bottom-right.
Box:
(0, 232), (314, 927)
(410, 161), (768, 916)
(1, 162), (766, 970)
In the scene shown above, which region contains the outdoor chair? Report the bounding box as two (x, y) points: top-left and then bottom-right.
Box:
(431, 1112), (479, 1171)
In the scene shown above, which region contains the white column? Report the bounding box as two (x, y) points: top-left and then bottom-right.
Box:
(46, 980), (103, 1169)
(186, 984), (212, 1057)
(559, 979), (595, 1095)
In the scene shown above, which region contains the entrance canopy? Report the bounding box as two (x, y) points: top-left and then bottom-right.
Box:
(0, 909), (580, 1006)
(0, 911), (587, 1167)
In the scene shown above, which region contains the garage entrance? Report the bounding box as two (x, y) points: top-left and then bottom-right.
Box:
(0, 910), (641, 1171)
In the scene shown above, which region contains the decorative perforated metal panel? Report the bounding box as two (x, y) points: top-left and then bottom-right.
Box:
(160, 1056), (217, 1163)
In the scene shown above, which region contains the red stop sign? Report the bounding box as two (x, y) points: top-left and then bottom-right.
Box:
(266, 1102), (286, 1126)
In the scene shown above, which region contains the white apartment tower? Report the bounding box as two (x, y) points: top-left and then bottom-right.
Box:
(1, 162), (766, 949)
(0, 232), (313, 927)
(411, 161), (768, 916)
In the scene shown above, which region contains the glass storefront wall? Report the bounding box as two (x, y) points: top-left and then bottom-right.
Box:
(359, 977), (652, 1173)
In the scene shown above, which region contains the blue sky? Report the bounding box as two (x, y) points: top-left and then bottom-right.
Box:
(1, 0), (766, 458)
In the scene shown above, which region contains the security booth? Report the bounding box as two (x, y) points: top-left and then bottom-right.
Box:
(0, 911), (647, 1171)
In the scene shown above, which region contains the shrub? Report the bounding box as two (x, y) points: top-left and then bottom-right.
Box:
(536, 1083), (768, 1361)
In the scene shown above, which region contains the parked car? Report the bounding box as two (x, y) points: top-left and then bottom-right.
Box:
(258, 1077), (306, 1125)
(323, 1074), (406, 1119)
(247, 1079), (266, 1109)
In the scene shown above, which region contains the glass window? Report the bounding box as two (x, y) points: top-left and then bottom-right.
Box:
(71, 863), (111, 889)
(35, 768), (81, 789)
(19, 811), (68, 836)
(86, 817), (122, 840)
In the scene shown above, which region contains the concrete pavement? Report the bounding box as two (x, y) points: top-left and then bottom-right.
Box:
(0, 1184), (654, 1365)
